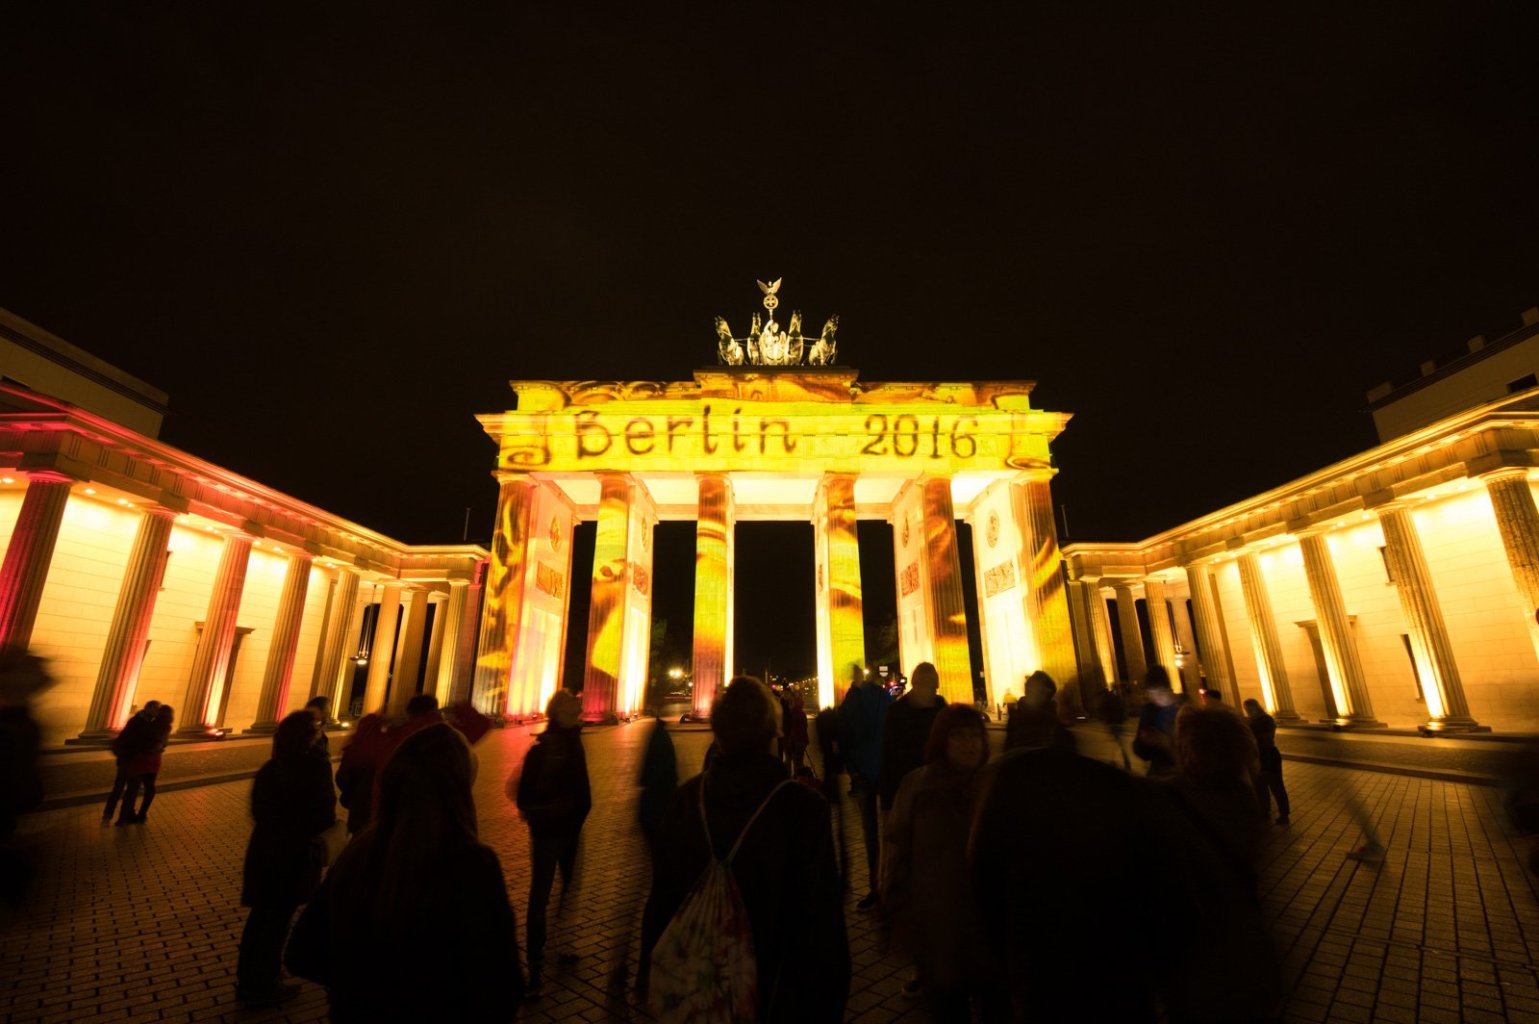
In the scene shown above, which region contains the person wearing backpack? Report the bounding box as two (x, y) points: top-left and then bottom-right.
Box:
(642, 676), (849, 1023)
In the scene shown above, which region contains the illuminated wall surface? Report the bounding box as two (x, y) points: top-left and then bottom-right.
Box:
(1063, 388), (1539, 733)
(478, 371), (1075, 717)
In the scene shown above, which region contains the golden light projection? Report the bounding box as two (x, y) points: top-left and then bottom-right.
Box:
(474, 283), (1073, 720)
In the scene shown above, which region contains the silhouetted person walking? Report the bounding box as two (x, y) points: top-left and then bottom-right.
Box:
(236, 711), (335, 1008)
(837, 662), (889, 910)
(516, 689), (590, 996)
(102, 700), (158, 824)
(116, 705), (172, 825)
(1243, 699), (1290, 825)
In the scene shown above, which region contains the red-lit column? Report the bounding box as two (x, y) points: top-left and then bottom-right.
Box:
(0, 473), (74, 655)
(247, 551), (314, 732)
(78, 505), (176, 739)
(178, 532), (254, 737)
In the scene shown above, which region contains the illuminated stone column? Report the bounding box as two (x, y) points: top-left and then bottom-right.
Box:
(1112, 583), (1147, 683)
(309, 567), (361, 712)
(1065, 580), (1102, 689)
(429, 582), (467, 704)
(815, 473), (866, 709)
(1012, 477), (1077, 695)
(582, 474), (643, 721)
(424, 589), (451, 704)
(361, 583), (402, 715)
(386, 587), (431, 718)
(473, 479), (538, 715)
(1378, 505), (1477, 730)
(1297, 531), (1380, 725)
(920, 477), (972, 703)
(692, 472), (735, 719)
(0, 473), (73, 655)
(1169, 594), (1202, 693)
(1142, 578), (1179, 683)
(1235, 552), (1298, 720)
(453, 559), (486, 706)
(179, 532), (254, 736)
(1088, 583), (1119, 686)
(1184, 562), (1231, 700)
(78, 505), (176, 739)
(1484, 470), (1539, 665)
(246, 552), (314, 732)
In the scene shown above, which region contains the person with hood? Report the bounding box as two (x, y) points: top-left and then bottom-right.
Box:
(286, 720), (523, 1020)
(334, 713), (387, 836)
(642, 676), (849, 1022)
(235, 711), (336, 1007)
(515, 689), (591, 995)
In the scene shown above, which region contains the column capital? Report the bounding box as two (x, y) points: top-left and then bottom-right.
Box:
(1478, 465), (1532, 485)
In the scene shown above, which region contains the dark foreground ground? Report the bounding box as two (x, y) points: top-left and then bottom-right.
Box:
(5, 721), (1539, 1023)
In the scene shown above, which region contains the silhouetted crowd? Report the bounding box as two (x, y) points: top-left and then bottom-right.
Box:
(0, 654), (1309, 1023)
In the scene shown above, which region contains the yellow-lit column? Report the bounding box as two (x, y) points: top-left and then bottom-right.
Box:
(362, 583), (402, 714)
(1065, 580), (1100, 688)
(387, 587), (431, 718)
(1088, 582), (1119, 686)
(431, 584), (467, 705)
(692, 472), (735, 719)
(1169, 592), (1202, 693)
(452, 560), (487, 706)
(247, 551), (314, 732)
(1112, 583), (1147, 683)
(1184, 562), (1231, 700)
(1484, 470), (1539, 665)
(0, 473), (73, 655)
(310, 567), (362, 713)
(473, 478), (538, 716)
(1142, 578), (1179, 683)
(179, 531), (254, 737)
(422, 591), (449, 701)
(78, 505), (176, 739)
(921, 477), (972, 703)
(1235, 552), (1298, 720)
(1296, 531), (1380, 725)
(814, 473), (866, 709)
(1012, 477), (1077, 694)
(1378, 505), (1477, 730)
(582, 473), (635, 721)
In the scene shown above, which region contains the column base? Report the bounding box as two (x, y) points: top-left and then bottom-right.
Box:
(1324, 717), (1388, 730)
(1418, 718), (1489, 736)
(1271, 709), (1303, 722)
(66, 731), (117, 746)
(243, 722), (279, 735)
(175, 725), (232, 740)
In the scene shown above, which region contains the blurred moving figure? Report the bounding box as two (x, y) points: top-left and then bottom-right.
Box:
(0, 653), (50, 910)
(515, 689), (591, 996)
(643, 676), (849, 1022)
(837, 662), (890, 911)
(1133, 666), (1181, 778)
(881, 703), (991, 1020)
(1005, 671), (1075, 754)
(334, 714), (387, 837)
(236, 711), (336, 1008)
(879, 662), (943, 815)
(287, 721), (524, 1020)
(1099, 683), (1131, 771)
(1243, 699), (1291, 825)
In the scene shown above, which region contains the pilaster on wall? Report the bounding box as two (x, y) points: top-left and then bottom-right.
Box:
(78, 505), (176, 739)
(1377, 504), (1478, 730)
(1484, 470), (1539, 667)
(247, 551), (314, 732)
(0, 473), (74, 656)
(1235, 552), (1298, 720)
(1296, 530), (1381, 726)
(179, 532), (255, 736)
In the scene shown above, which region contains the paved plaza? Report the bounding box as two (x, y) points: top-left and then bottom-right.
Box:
(5, 722), (1539, 1023)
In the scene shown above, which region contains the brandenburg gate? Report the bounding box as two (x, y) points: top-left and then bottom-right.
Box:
(471, 283), (1077, 721)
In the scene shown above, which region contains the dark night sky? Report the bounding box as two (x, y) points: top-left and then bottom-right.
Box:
(3, 4), (1538, 678)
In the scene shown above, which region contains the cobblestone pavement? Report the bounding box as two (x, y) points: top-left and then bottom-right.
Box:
(5, 722), (1539, 1022)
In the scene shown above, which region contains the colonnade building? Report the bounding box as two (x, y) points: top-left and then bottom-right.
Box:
(0, 309), (486, 746)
